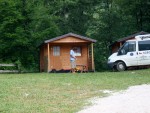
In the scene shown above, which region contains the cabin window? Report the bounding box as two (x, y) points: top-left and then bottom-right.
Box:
(74, 47), (81, 56)
(53, 46), (60, 56)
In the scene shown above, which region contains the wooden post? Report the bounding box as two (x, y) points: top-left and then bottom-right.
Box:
(47, 43), (50, 72)
(120, 42), (122, 47)
(91, 43), (95, 72)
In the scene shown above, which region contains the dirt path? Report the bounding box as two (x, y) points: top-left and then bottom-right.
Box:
(77, 84), (150, 113)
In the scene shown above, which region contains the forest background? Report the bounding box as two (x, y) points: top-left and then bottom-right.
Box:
(0, 0), (150, 72)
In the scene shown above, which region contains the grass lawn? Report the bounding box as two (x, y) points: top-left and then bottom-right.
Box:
(0, 69), (150, 113)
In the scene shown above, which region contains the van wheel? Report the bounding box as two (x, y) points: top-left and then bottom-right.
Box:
(116, 61), (126, 71)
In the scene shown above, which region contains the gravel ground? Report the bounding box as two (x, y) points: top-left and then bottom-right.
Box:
(77, 84), (150, 113)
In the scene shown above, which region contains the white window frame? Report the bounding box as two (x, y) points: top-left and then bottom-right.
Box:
(53, 46), (60, 56)
(74, 47), (81, 56)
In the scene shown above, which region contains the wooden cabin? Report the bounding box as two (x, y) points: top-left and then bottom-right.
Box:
(109, 31), (149, 54)
(40, 33), (97, 72)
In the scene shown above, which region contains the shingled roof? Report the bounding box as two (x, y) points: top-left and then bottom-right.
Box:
(44, 33), (97, 43)
(109, 31), (149, 47)
(117, 31), (149, 42)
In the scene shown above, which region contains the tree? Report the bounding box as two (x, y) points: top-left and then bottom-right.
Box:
(0, 0), (149, 71)
(0, 0), (26, 63)
(115, 0), (150, 32)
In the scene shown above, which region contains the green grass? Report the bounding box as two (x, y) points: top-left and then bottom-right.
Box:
(0, 69), (150, 113)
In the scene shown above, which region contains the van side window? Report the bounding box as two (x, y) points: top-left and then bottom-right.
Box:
(138, 40), (150, 51)
(118, 41), (136, 55)
(128, 42), (136, 52)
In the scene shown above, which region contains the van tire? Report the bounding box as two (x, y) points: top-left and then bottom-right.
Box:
(116, 61), (126, 71)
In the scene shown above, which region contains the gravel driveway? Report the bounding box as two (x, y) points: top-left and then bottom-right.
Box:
(77, 84), (150, 113)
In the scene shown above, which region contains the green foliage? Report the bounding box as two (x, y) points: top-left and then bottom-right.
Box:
(0, 66), (17, 70)
(0, 0), (150, 71)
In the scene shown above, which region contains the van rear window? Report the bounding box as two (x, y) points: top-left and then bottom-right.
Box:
(138, 40), (150, 51)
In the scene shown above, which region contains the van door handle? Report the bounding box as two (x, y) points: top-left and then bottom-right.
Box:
(137, 52), (138, 55)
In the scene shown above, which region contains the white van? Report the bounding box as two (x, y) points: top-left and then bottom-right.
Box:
(107, 34), (150, 71)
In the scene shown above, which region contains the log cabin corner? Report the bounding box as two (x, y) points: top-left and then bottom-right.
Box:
(40, 33), (97, 72)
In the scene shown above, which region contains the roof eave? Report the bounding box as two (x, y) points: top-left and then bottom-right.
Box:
(117, 31), (149, 42)
(44, 33), (97, 43)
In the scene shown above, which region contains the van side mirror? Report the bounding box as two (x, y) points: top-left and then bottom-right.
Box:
(121, 49), (126, 54)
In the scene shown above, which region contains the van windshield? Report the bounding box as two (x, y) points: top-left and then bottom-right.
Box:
(118, 41), (136, 55)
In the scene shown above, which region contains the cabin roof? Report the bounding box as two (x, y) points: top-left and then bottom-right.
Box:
(117, 31), (149, 42)
(44, 33), (97, 43)
(109, 31), (149, 47)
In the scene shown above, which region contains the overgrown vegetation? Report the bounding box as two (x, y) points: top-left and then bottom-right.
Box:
(0, 69), (150, 113)
(0, 0), (150, 71)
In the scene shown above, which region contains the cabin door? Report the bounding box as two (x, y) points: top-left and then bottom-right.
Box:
(50, 46), (62, 70)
